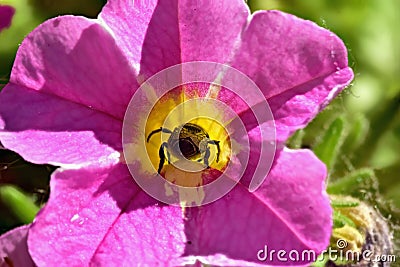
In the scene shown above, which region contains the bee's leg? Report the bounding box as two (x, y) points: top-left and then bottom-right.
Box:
(158, 142), (168, 174)
(147, 127), (173, 143)
(204, 146), (211, 168)
(208, 140), (221, 163)
(166, 148), (171, 164)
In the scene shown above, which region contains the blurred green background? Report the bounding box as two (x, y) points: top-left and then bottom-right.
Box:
(0, 0), (399, 256)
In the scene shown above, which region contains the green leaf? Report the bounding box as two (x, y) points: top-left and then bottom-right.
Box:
(386, 183), (400, 208)
(331, 199), (359, 208)
(314, 116), (346, 171)
(342, 113), (369, 152)
(394, 124), (400, 141)
(311, 253), (329, 267)
(286, 129), (305, 149)
(327, 168), (378, 196)
(333, 210), (357, 228)
(0, 185), (40, 223)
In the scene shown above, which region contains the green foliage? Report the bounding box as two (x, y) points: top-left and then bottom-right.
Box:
(341, 113), (369, 152)
(331, 200), (359, 209)
(313, 116), (346, 172)
(333, 210), (357, 228)
(327, 169), (378, 196)
(0, 185), (39, 224)
(286, 129), (305, 149)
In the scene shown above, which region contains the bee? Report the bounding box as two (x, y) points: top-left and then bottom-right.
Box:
(147, 123), (221, 174)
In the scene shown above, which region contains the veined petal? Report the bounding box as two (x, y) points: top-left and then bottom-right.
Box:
(90, 197), (187, 266)
(28, 164), (186, 266)
(99, 0), (249, 79)
(270, 67), (354, 142)
(232, 10), (350, 99)
(229, 10), (353, 141)
(28, 149), (329, 266)
(183, 148), (331, 266)
(10, 15), (138, 120)
(0, 83), (121, 168)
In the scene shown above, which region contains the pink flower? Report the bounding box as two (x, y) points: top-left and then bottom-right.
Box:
(0, 0), (353, 266)
(0, 5), (15, 33)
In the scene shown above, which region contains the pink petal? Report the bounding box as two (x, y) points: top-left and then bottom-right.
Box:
(236, 122), (276, 191)
(0, 83), (121, 167)
(229, 10), (353, 141)
(99, 0), (249, 79)
(0, 5), (14, 32)
(10, 15), (138, 120)
(28, 164), (186, 266)
(29, 149), (330, 266)
(0, 225), (35, 267)
(183, 148), (331, 266)
(256, 149), (332, 252)
(232, 10), (349, 99)
(90, 197), (187, 266)
(270, 67), (353, 142)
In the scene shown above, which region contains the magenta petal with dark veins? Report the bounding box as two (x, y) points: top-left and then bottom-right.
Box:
(183, 148), (330, 266)
(99, 0), (249, 79)
(232, 11), (349, 99)
(28, 149), (329, 266)
(0, 83), (122, 168)
(270, 67), (353, 142)
(0, 225), (35, 267)
(230, 10), (353, 142)
(28, 164), (187, 266)
(10, 15), (138, 120)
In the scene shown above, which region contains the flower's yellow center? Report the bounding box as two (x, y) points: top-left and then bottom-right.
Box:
(144, 85), (231, 182)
